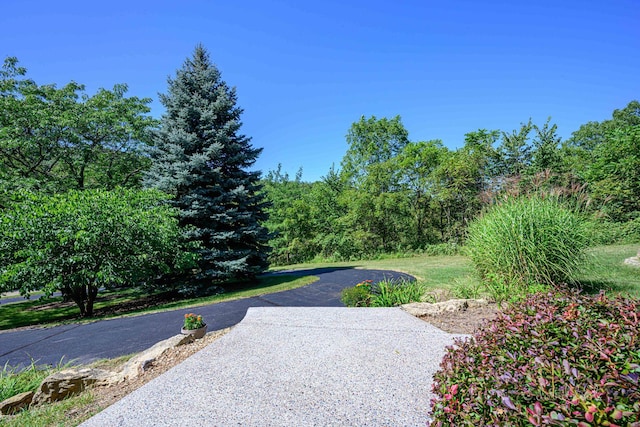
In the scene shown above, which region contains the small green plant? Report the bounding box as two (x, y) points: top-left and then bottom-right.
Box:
(341, 279), (424, 307)
(428, 290), (640, 426)
(0, 359), (69, 403)
(340, 280), (372, 307)
(370, 279), (424, 307)
(451, 276), (483, 299)
(182, 313), (205, 330)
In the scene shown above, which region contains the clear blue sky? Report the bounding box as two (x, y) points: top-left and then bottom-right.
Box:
(2, 0), (638, 181)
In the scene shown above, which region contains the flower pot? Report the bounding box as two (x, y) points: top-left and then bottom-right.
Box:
(181, 324), (207, 339)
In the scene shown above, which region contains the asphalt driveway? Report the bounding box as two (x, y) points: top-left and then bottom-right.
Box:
(0, 268), (411, 369)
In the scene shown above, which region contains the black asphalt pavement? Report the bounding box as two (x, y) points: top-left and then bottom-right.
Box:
(0, 268), (412, 369)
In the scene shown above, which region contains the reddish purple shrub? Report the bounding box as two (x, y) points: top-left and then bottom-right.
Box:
(428, 291), (640, 426)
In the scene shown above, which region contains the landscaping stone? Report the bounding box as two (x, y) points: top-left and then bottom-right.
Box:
(0, 391), (34, 415)
(401, 298), (489, 317)
(32, 368), (118, 405)
(27, 333), (197, 407)
(119, 333), (195, 381)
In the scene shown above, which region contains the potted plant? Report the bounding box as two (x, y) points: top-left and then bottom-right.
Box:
(181, 313), (207, 339)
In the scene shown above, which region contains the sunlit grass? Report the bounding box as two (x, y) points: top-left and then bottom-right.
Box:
(272, 244), (640, 298)
(0, 392), (96, 427)
(577, 244), (640, 297)
(271, 254), (475, 290)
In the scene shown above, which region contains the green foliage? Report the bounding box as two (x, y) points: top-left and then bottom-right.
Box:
(0, 56), (156, 193)
(584, 217), (640, 245)
(369, 279), (424, 307)
(421, 243), (461, 256)
(260, 103), (638, 266)
(451, 275), (483, 299)
(145, 45), (270, 282)
(585, 124), (640, 221)
(261, 165), (318, 265)
(340, 280), (372, 307)
(428, 291), (640, 426)
(340, 279), (423, 307)
(0, 188), (192, 317)
(341, 115), (409, 184)
(466, 195), (589, 294)
(0, 359), (69, 403)
(182, 313), (205, 330)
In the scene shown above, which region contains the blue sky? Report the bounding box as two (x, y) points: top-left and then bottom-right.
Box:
(2, 0), (638, 181)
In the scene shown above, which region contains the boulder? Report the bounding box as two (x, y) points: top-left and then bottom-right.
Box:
(32, 368), (118, 405)
(402, 298), (489, 317)
(624, 248), (640, 267)
(0, 391), (34, 415)
(119, 333), (195, 381)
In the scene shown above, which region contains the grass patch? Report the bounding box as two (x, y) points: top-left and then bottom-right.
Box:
(273, 244), (640, 299)
(1, 361), (51, 402)
(0, 392), (96, 426)
(0, 275), (317, 330)
(576, 244), (640, 297)
(271, 254), (475, 290)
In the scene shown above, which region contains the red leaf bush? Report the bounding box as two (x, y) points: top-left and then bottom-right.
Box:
(428, 290), (640, 426)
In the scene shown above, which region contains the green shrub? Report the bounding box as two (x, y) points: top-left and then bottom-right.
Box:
(466, 195), (589, 295)
(428, 290), (640, 426)
(0, 188), (195, 317)
(340, 280), (372, 307)
(422, 243), (461, 256)
(370, 279), (424, 307)
(340, 279), (424, 307)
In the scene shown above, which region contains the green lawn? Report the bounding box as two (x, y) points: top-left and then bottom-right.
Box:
(272, 244), (640, 298)
(271, 253), (476, 292)
(577, 243), (640, 297)
(0, 274), (318, 330)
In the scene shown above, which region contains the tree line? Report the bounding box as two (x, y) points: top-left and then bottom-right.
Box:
(262, 104), (640, 264)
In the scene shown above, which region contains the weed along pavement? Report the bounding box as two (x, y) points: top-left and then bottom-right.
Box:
(0, 269), (411, 369)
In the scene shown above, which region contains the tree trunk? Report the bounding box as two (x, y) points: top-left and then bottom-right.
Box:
(85, 285), (99, 317)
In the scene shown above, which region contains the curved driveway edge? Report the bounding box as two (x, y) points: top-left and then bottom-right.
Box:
(0, 269), (411, 369)
(81, 307), (466, 427)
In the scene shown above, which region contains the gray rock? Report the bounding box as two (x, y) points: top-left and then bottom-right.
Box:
(624, 256), (640, 267)
(32, 368), (118, 405)
(0, 391), (33, 415)
(119, 333), (195, 381)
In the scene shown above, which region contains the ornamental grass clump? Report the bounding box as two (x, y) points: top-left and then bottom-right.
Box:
(340, 279), (424, 307)
(427, 290), (640, 426)
(466, 195), (589, 300)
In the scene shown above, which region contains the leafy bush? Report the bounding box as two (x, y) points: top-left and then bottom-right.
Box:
(422, 243), (461, 256)
(340, 280), (372, 307)
(428, 291), (640, 426)
(0, 188), (196, 317)
(466, 195), (589, 295)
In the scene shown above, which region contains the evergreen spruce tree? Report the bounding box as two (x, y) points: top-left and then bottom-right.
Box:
(145, 45), (270, 281)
